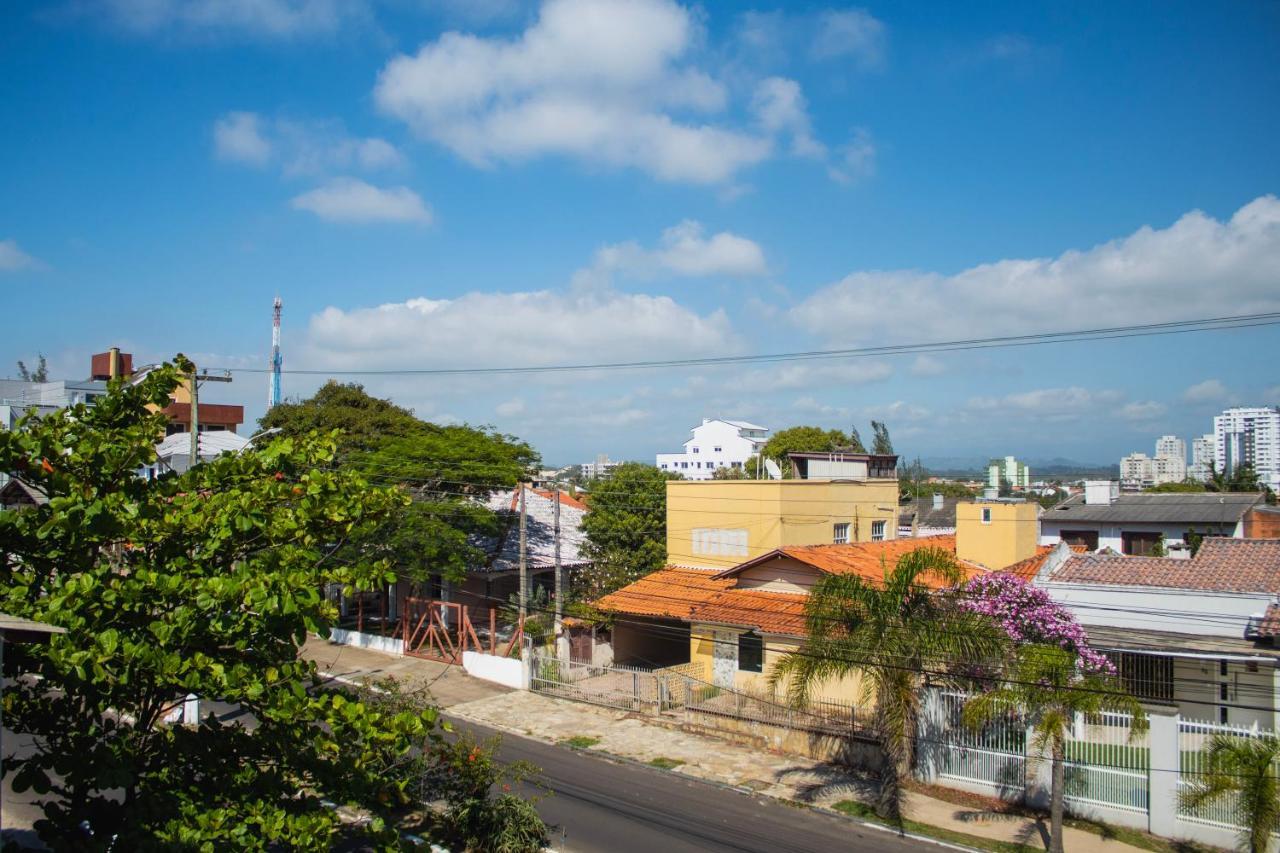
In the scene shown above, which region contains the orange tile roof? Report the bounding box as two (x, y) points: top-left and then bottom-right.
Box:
(718, 536), (980, 589)
(1001, 544), (1091, 581)
(1051, 537), (1280, 593)
(594, 566), (732, 620)
(691, 588), (809, 636)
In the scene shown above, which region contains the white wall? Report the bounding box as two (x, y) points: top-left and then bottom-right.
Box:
(462, 650), (524, 689)
(656, 420), (766, 480)
(1039, 520), (1243, 550)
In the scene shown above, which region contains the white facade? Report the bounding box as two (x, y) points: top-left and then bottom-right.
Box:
(1155, 434), (1185, 463)
(656, 419), (768, 480)
(1189, 433), (1215, 482)
(580, 454), (623, 480)
(1214, 406), (1280, 493)
(1120, 436), (1187, 489)
(987, 455), (1030, 490)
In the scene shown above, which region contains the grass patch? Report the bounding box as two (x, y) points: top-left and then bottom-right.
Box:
(560, 735), (601, 749)
(831, 800), (1040, 853)
(648, 756), (684, 770)
(1062, 816), (1217, 853)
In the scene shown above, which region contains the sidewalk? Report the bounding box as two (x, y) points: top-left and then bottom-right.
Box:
(303, 641), (1152, 853)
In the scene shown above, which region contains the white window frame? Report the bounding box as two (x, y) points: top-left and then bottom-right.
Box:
(833, 522), (850, 544)
(871, 520), (886, 541)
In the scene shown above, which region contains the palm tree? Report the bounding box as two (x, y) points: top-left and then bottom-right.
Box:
(1180, 733), (1280, 853)
(769, 546), (1007, 821)
(963, 644), (1147, 853)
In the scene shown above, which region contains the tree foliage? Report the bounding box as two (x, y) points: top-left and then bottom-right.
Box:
(770, 547), (1007, 821)
(0, 363), (524, 849)
(871, 420), (893, 455)
(761, 426), (856, 478)
(1179, 734), (1280, 853)
(964, 645), (1146, 853)
(16, 352), (48, 382)
(259, 381), (539, 584)
(579, 463), (677, 598)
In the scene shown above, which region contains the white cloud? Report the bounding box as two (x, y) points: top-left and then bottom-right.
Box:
(965, 387), (1124, 421)
(290, 178), (432, 224)
(101, 0), (366, 38)
(792, 196), (1280, 344)
(1119, 400), (1167, 422)
(577, 220), (767, 285)
(299, 287), (738, 372)
(214, 111), (404, 175)
(496, 398), (526, 417)
(743, 360), (894, 391)
(0, 239), (42, 272)
(811, 8), (887, 69)
(1182, 378), (1230, 404)
(373, 0), (779, 184)
(214, 111), (272, 166)
(909, 355), (946, 377)
(828, 128), (876, 185)
(751, 77), (824, 158)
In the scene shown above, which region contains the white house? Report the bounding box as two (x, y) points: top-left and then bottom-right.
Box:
(656, 419), (769, 480)
(1032, 538), (1280, 731)
(1039, 481), (1264, 555)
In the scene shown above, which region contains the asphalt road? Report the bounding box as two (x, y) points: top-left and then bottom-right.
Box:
(466, 720), (929, 853)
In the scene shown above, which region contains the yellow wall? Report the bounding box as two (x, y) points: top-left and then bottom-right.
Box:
(955, 500), (1040, 570)
(688, 624), (866, 705)
(667, 479), (901, 570)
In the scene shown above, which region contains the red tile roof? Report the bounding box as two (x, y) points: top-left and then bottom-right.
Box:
(1257, 603), (1280, 639)
(691, 588), (809, 636)
(1050, 538), (1280, 594)
(716, 536), (981, 589)
(1003, 544), (1087, 581)
(594, 566), (732, 620)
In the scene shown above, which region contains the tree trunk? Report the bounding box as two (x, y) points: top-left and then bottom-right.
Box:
(1049, 734), (1066, 853)
(874, 686), (908, 824)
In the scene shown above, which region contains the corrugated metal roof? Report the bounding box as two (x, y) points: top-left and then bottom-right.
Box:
(1043, 492), (1263, 525)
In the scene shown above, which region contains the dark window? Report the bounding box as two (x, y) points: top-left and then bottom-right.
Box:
(1220, 706), (1229, 724)
(1121, 531), (1162, 556)
(1114, 652), (1174, 702)
(1219, 683), (1229, 702)
(738, 631), (763, 673)
(1219, 659), (1228, 677)
(1060, 530), (1099, 550)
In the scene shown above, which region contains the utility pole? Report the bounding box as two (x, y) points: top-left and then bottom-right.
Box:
(553, 486), (563, 657)
(518, 484), (527, 630)
(188, 369), (233, 468)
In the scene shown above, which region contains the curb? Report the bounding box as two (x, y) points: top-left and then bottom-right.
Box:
(447, 709), (984, 853)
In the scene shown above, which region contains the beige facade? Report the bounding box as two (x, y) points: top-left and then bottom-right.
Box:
(666, 478), (901, 570)
(955, 499), (1040, 570)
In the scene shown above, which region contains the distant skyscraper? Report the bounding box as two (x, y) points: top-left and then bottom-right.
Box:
(987, 456), (1030, 491)
(268, 297), (282, 409)
(1214, 406), (1280, 493)
(1190, 434), (1215, 482)
(1155, 435), (1186, 464)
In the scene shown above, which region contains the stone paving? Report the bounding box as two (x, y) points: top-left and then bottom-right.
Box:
(301, 636), (508, 708)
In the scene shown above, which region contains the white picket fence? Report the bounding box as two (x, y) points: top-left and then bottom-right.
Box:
(934, 691), (1027, 794)
(1176, 717), (1278, 832)
(1064, 711), (1149, 814)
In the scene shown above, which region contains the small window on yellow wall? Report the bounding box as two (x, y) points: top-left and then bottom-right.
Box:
(738, 631), (763, 673)
(981, 507), (992, 524)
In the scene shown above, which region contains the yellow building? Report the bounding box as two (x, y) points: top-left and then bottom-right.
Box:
(954, 499), (1040, 571)
(666, 475), (901, 570)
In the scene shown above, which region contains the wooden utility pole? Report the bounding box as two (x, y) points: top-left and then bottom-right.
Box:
(518, 484), (527, 627)
(553, 486), (562, 653)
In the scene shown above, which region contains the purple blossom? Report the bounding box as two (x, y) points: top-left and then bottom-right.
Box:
(959, 573), (1116, 675)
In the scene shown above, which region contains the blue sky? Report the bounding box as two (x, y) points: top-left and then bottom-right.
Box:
(2, 0), (1279, 468)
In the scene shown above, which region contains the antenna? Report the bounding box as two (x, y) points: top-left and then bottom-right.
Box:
(268, 296), (282, 409)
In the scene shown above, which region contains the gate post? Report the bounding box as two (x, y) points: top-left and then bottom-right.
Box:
(1146, 709), (1179, 837)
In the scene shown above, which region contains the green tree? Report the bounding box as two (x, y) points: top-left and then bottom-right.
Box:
(1180, 734), (1280, 853)
(0, 363), (546, 848)
(16, 353), (48, 382)
(871, 420), (893, 455)
(963, 645), (1147, 853)
(761, 425), (854, 478)
(1146, 480), (1208, 493)
(711, 463), (748, 480)
(770, 547), (1006, 821)
(261, 382), (538, 586)
(579, 463), (678, 598)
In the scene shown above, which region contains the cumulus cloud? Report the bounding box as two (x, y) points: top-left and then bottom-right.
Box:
(909, 355), (946, 377)
(751, 77), (824, 158)
(742, 360), (894, 391)
(290, 178), (432, 224)
(1182, 378), (1230, 404)
(214, 111), (404, 175)
(828, 128), (876, 185)
(575, 220), (768, 286)
(100, 0), (367, 38)
(791, 196), (1280, 343)
(1119, 400), (1167, 422)
(965, 387), (1124, 421)
(811, 8), (887, 69)
(373, 0), (785, 184)
(0, 239), (42, 272)
(299, 288), (738, 372)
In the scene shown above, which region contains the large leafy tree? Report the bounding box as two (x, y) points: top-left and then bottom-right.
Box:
(963, 645), (1147, 853)
(260, 381), (539, 584)
(0, 364), (540, 849)
(579, 462), (678, 598)
(1180, 734), (1280, 853)
(770, 548), (1006, 821)
(761, 426), (857, 478)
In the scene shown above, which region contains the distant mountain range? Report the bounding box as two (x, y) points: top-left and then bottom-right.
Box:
(919, 456), (1120, 480)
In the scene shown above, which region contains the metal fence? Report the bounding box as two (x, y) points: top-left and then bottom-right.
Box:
(685, 682), (867, 736)
(935, 691), (1028, 793)
(1177, 717), (1278, 832)
(529, 652), (668, 712)
(1064, 711), (1149, 814)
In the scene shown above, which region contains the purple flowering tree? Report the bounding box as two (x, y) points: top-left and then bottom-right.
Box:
(959, 573), (1115, 675)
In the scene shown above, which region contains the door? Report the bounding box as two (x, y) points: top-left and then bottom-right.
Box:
(712, 630), (738, 688)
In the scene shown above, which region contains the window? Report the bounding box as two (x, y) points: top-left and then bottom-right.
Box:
(871, 520), (886, 541)
(1219, 659), (1228, 677)
(981, 507), (992, 524)
(1114, 652), (1173, 701)
(692, 528), (748, 556)
(833, 522), (850, 544)
(1121, 531), (1163, 556)
(1060, 530), (1099, 550)
(738, 632), (763, 673)
(713, 446), (722, 453)
(692, 447), (699, 454)
(1219, 683), (1229, 702)
(1220, 706), (1229, 724)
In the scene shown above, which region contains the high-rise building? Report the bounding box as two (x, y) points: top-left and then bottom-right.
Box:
(1214, 406), (1280, 493)
(1155, 435), (1186, 465)
(987, 456), (1030, 491)
(1120, 435), (1188, 489)
(1190, 434), (1215, 482)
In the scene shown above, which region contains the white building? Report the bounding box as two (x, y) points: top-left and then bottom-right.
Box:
(1215, 406), (1280, 493)
(656, 419), (769, 480)
(1190, 433), (1215, 482)
(580, 454), (623, 480)
(1119, 452), (1154, 489)
(1155, 434), (1185, 463)
(1119, 435), (1187, 489)
(987, 455), (1030, 491)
